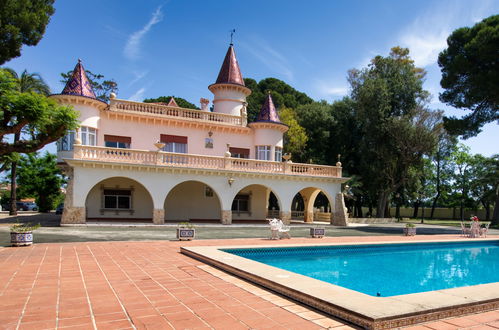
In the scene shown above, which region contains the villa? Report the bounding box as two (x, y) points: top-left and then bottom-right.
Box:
(52, 43), (348, 225)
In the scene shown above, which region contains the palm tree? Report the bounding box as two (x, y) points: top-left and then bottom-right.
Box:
(2, 68), (51, 215)
(3, 68), (51, 95)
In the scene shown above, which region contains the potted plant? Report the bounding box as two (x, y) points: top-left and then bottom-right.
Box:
(10, 221), (41, 246)
(310, 226), (325, 238)
(403, 223), (416, 236)
(176, 222), (195, 241)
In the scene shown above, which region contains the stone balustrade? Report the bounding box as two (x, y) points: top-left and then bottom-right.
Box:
(109, 99), (243, 126)
(72, 145), (342, 178)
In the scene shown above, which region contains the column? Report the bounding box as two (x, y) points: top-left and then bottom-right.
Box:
(60, 166), (86, 224)
(332, 193), (348, 226)
(304, 211), (314, 223)
(153, 209), (165, 225)
(280, 211), (291, 225)
(221, 210), (232, 225)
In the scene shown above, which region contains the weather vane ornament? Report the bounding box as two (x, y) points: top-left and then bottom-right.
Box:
(230, 29), (236, 45)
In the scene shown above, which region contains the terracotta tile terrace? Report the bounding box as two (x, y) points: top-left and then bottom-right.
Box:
(1, 235), (499, 330)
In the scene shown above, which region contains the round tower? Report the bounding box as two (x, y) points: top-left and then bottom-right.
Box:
(208, 44), (251, 116)
(248, 93), (288, 161)
(50, 59), (106, 147)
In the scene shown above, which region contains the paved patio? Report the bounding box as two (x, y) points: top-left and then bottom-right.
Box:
(1, 235), (499, 329)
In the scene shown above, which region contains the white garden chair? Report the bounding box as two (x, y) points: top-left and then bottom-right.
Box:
(480, 222), (490, 238)
(268, 218), (280, 240)
(460, 222), (471, 237)
(277, 219), (291, 239)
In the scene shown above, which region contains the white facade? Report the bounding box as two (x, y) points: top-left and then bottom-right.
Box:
(54, 46), (348, 225)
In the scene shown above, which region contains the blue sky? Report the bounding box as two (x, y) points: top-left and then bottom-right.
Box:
(6, 0), (498, 156)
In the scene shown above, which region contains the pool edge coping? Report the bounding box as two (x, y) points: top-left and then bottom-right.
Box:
(181, 238), (499, 329)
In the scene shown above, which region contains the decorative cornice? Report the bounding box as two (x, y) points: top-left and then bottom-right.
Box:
(50, 94), (108, 110)
(248, 121), (289, 133)
(64, 158), (347, 183)
(208, 83), (252, 96)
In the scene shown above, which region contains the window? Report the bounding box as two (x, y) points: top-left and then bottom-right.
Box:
(103, 189), (131, 209)
(57, 130), (75, 151)
(80, 126), (97, 146)
(275, 147), (283, 162)
(232, 194), (250, 213)
(104, 135), (131, 148)
(230, 147), (250, 159)
(255, 146), (271, 160)
(160, 134), (187, 153)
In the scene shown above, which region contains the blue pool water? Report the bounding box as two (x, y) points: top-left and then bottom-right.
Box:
(223, 241), (499, 297)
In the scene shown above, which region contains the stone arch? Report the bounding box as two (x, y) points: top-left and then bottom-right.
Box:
(295, 187), (334, 223)
(84, 176), (154, 222)
(230, 184), (283, 223)
(163, 180), (222, 223)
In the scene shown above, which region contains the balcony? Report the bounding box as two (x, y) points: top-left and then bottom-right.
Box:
(69, 145), (342, 178)
(108, 99), (244, 126)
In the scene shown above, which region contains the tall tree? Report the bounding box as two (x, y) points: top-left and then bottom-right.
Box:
(244, 77), (313, 122)
(143, 96), (198, 109)
(0, 0), (55, 64)
(60, 70), (118, 102)
(0, 69), (78, 215)
(438, 14), (499, 138)
(17, 152), (65, 212)
(347, 47), (439, 217)
(278, 107), (308, 162)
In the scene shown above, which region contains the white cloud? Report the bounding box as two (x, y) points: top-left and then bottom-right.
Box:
(397, 0), (497, 67)
(129, 87), (146, 101)
(240, 38), (294, 81)
(124, 7), (163, 60)
(128, 70), (149, 87)
(315, 80), (349, 98)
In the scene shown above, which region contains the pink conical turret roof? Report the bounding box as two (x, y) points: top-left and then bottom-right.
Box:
(215, 44), (245, 86)
(61, 59), (96, 99)
(256, 93), (282, 123)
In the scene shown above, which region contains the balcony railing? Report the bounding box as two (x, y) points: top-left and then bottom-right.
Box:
(109, 99), (243, 126)
(72, 145), (342, 178)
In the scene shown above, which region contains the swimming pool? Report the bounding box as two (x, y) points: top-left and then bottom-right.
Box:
(223, 241), (499, 297)
(182, 239), (499, 329)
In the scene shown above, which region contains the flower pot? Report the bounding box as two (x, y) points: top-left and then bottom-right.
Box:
(403, 227), (416, 236)
(177, 228), (195, 241)
(11, 231), (33, 246)
(310, 227), (325, 238)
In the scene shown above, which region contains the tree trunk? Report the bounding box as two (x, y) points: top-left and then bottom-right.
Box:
(384, 199), (390, 218)
(395, 203), (400, 220)
(376, 191), (389, 218)
(413, 201), (420, 218)
(430, 192), (440, 219)
(8, 133), (20, 216)
(9, 161), (17, 216)
(493, 188), (499, 225)
(354, 194), (363, 218)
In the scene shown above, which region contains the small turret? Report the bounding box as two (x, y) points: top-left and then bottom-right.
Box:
(208, 44), (251, 117)
(249, 93), (288, 161)
(61, 59), (97, 99)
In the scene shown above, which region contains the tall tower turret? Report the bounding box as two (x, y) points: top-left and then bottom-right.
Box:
(208, 44), (251, 116)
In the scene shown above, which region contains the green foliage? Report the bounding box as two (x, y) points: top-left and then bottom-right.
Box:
(2, 68), (50, 95)
(278, 107), (308, 161)
(17, 152), (64, 212)
(10, 221), (40, 233)
(143, 96), (198, 109)
(438, 14), (499, 138)
(244, 77), (313, 122)
(0, 0), (55, 64)
(346, 47), (439, 217)
(60, 70), (118, 102)
(295, 101), (334, 164)
(0, 69), (79, 157)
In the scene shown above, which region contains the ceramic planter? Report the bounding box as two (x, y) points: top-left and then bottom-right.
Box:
(177, 228), (195, 241)
(11, 231), (33, 246)
(403, 227), (416, 236)
(310, 227), (325, 238)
